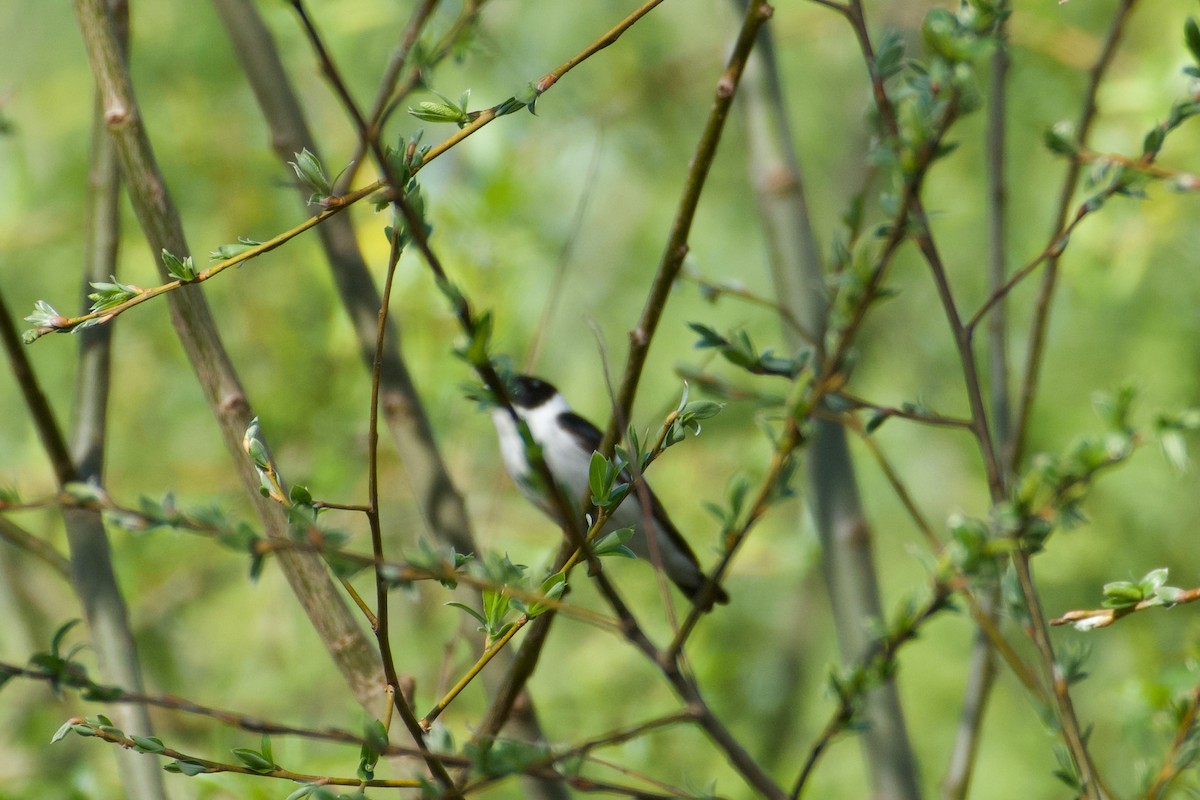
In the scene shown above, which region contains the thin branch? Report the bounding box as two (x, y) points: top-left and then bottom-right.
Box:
(72, 0), (389, 718)
(62, 718), (423, 788)
(602, 0), (776, 454)
(679, 269), (816, 345)
(1008, 0), (1138, 471)
(790, 582), (954, 798)
(0, 516), (71, 578)
(1141, 684), (1200, 800)
(1051, 587), (1200, 631)
(419, 615), (527, 730)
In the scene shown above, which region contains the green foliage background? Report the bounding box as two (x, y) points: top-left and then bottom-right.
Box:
(2, 0), (1200, 797)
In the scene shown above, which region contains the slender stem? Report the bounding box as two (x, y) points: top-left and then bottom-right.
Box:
(1009, 0), (1137, 471)
(420, 615), (527, 729)
(943, 11), (1011, 795)
(1141, 684), (1200, 800)
(602, 0), (776, 455)
(0, 516), (71, 578)
(26, 181), (380, 338)
(69, 718), (423, 787)
(365, 227), (462, 796)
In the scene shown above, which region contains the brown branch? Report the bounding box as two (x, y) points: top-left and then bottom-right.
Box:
(1051, 587), (1200, 630)
(1008, 0), (1138, 471)
(603, 0), (776, 454)
(1141, 684), (1200, 800)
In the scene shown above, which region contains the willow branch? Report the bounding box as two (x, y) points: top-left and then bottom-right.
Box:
(602, 0), (775, 454)
(1008, 0), (1138, 470)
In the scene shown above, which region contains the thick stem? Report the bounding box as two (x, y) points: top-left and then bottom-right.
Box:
(72, 0), (388, 714)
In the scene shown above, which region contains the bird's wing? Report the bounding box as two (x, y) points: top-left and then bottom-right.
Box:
(557, 411), (603, 452)
(558, 412), (728, 606)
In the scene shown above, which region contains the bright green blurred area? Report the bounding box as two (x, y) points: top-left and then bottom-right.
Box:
(2, 0), (1200, 798)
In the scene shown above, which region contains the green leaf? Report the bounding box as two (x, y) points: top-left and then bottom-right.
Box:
(24, 299), (65, 330)
(527, 572), (567, 617)
(164, 760), (209, 776)
(1043, 122), (1077, 158)
(132, 735), (166, 753)
(1138, 568), (1169, 596)
(50, 720), (75, 743)
(161, 249), (198, 282)
(1186, 17), (1200, 64)
(232, 747), (276, 773)
(446, 602), (488, 627)
(208, 237), (263, 261)
(688, 322), (728, 349)
(50, 619), (82, 657)
(588, 451), (609, 503)
(289, 148), (332, 202)
(260, 734), (274, 765)
(87, 276), (141, 313)
(682, 400), (723, 421)
(592, 527), (636, 559)
(1101, 580), (1142, 608)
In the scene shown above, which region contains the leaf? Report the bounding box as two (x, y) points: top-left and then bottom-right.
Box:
(688, 322), (728, 349)
(132, 735), (166, 753)
(1186, 17), (1200, 64)
(24, 299), (65, 329)
(446, 602), (488, 627)
(208, 237), (263, 261)
(1138, 567), (1169, 595)
(164, 760), (209, 776)
(527, 572), (567, 617)
(289, 148), (332, 200)
(50, 619), (82, 657)
(592, 527), (636, 559)
(161, 249), (198, 282)
(50, 720), (75, 744)
(588, 451), (609, 503)
(232, 747), (276, 773)
(1101, 580), (1142, 608)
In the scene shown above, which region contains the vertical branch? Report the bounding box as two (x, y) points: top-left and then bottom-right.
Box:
(1, 280), (167, 800)
(209, 0), (477, 554)
(61, 2), (168, 797)
(739, 5), (923, 798)
(71, 0), (389, 715)
(1009, 0), (1137, 470)
(602, 0), (775, 453)
(944, 7), (1010, 795)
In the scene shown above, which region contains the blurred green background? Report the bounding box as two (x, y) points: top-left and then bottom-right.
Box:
(2, 0), (1200, 797)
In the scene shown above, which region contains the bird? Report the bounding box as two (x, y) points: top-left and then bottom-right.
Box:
(490, 373), (728, 609)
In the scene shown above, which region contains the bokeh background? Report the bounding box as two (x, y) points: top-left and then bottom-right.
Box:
(2, 0), (1200, 797)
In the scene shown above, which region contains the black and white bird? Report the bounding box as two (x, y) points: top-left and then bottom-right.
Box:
(490, 374), (728, 609)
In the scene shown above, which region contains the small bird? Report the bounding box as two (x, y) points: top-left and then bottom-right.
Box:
(490, 374), (728, 609)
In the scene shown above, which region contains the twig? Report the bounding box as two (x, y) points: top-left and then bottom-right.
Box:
(0, 516), (71, 578)
(62, 718), (423, 787)
(1008, 0), (1138, 471)
(680, 269), (816, 345)
(1141, 684), (1200, 800)
(419, 616), (527, 730)
(602, 0), (776, 454)
(1051, 587), (1200, 630)
(790, 582), (954, 798)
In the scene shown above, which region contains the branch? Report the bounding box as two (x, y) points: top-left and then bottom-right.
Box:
(71, 0), (390, 720)
(603, 0), (776, 453)
(1008, 0), (1138, 470)
(1051, 587), (1200, 631)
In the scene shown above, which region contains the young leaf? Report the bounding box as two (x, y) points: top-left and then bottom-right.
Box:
(161, 249), (198, 282)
